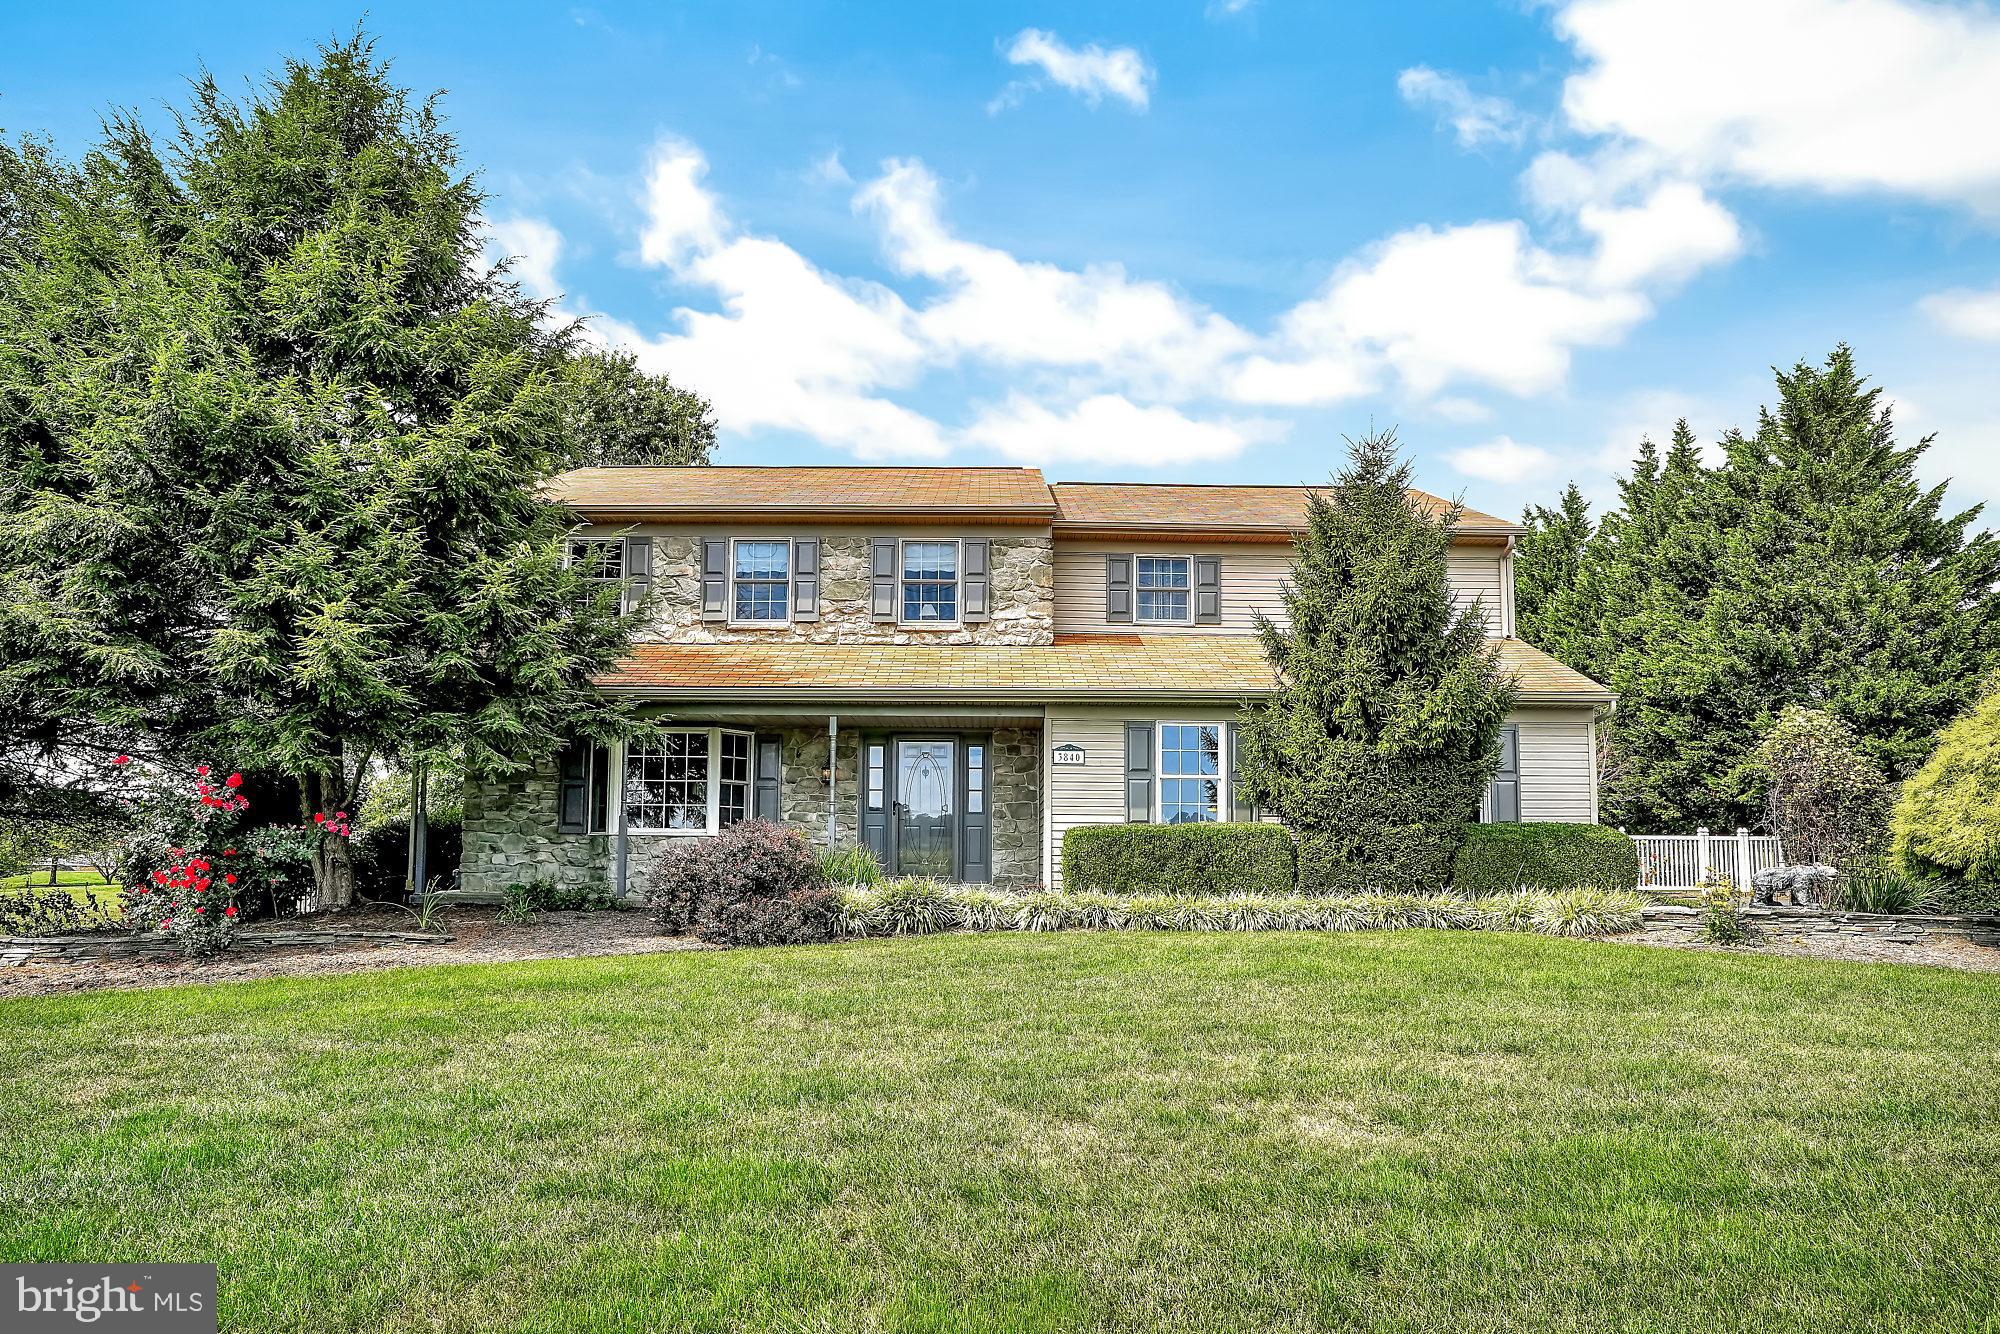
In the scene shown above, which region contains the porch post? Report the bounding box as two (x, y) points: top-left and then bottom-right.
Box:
(407, 762), (429, 901)
(827, 714), (839, 849)
(612, 740), (630, 901)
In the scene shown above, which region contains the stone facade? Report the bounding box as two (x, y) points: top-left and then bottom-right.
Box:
(460, 753), (610, 896)
(459, 722), (1045, 895)
(635, 533), (1055, 646)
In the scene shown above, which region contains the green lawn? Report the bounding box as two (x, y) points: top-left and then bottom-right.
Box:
(0, 867), (114, 891)
(2, 933), (1996, 1333)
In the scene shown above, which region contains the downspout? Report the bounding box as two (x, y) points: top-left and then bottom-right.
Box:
(613, 740), (630, 901)
(827, 714), (839, 849)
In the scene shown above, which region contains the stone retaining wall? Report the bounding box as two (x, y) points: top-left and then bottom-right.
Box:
(1640, 904), (2000, 947)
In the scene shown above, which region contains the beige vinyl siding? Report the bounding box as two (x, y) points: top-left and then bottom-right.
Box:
(1044, 704), (1243, 886)
(1055, 539), (1510, 639)
(1513, 707), (1598, 823)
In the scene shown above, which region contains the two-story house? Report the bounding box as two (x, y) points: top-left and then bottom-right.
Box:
(460, 466), (1614, 896)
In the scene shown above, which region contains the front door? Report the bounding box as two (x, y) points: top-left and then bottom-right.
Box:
(892, 739), (957, 878)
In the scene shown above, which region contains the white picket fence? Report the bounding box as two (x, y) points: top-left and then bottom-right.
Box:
(1628, 828), (1785, 891)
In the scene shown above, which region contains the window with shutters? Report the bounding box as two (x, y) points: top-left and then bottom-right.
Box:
(622, 728), (756, 834)
(729, 539), (791, 624)
(1135, 555), (1193, 624)
(900, 540), (960, 625)
(564, 536), (624, 583)
(1157, 722), (1224, 824)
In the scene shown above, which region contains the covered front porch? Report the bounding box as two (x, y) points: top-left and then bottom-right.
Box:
(587, 704), (1046, 896)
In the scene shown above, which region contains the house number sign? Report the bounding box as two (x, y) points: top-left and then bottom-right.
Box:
(1051, 743), (1086, 766)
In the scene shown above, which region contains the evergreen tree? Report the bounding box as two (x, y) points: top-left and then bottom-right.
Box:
(1892, 678), (2000, 884)
(0, 36), (641, 907)
(1518, 350), (2000, 832)
(1515, 482), (1594, 664)
(1236, 431), (1516, 890)
(558, 348), (715, 469)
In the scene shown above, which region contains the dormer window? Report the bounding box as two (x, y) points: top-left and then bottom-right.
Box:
(901, 540), (960, 625)
(730, 540), (791, 624)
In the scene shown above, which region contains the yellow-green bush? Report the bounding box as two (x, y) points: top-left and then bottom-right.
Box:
(1892, 683), (2000, 883)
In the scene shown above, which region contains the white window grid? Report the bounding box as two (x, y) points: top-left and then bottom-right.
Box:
(1135, 555), (1193, 625)
(1157, 722), (1223, 824)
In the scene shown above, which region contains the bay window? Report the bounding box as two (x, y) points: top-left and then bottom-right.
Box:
(620, 727), (756, 834)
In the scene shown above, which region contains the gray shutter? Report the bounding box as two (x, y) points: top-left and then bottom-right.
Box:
(1489, 725), (1521, 823)
(1194, 556), (1222, 625)
(963, 540), (991, 623)
(556, 742), (588, 835)
(700, 539), (727, 622)
(1124, 722), (1153, 823)
(1227, 724), (1252, 821)
(753, 737), (783, 821)
(623, 536), (653, 615)
(793, 539), (820, 622)
(1106, 555), (1133, 623)
(870, 538), (898, 622)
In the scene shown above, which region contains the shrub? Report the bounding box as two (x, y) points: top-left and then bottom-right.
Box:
(641, 820), (822, 939)
(0, 887), (119, 936)
(1834, 861), (1925, 915)
(1892, 680), (2000, 884)
(1062, 822), (1295, 895)
(1453, 822), (1638, 893)
(351, 812), (465, 903)
(695, 887), (841, 947)
(1698, 875), (1745, 944)
(499, 875), (617, 916)
(1296, 823), (1462, 894)
(1754, 706), (1893, 870)
(817, 843), (883, 887)
(237, 823), (319, 919)
(829, 884), (1644, 939)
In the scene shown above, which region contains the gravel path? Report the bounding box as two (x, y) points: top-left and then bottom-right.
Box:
(1612, 923), (2000, 971)
(0, 906), (705, 999)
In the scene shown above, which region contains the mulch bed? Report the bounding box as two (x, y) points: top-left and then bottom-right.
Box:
(0, 905), (704, 999)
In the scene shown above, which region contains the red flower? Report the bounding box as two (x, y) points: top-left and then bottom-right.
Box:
(223, 849), (236, 857)
(113, 754), (131, 766)
(159, 920), (172, 930)
(197, 765), (209, 777)
(225, 773), (243, 789)
(224, 873), (236, 885)
(335, 811), (347, 821)
(223, 905), (238, 918)
(314, 813), (326, 825)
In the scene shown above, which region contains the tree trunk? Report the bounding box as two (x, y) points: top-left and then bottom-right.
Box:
(305, 770), (355, 911)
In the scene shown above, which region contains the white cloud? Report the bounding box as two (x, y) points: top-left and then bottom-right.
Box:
(1397, 67), (1528, 149)
(1450, 436), (1558, 483)
(486, 215), (565, 303)
(1920, 285), (2000, 341)
(1554, 0), (2000, 214)
(1206, 0), (1255, 17)
(995, 29), (1153, 111)
(1577, 180), (1743, 290)
(855, 159), (1252, 398)
(963, 393), (1285, 466)
(637, 138), (727, 267)
(806, 149), (852, 188)
(1271, 220), (1648, 398)
(1431, 397), (1494, 424)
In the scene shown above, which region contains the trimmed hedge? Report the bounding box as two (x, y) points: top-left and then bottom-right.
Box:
(1062, 822), (1296, 895)
(1453, 822), (1638, 892)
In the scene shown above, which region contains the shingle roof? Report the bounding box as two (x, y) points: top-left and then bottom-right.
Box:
(1495, 639), (1615, 704)
(545, 467), (1520, 535)
(1051, 482), (1519, 535)
(546, 466), (1057, 521)
(601, 635), (1274, 700)
(596, 635), (1609, 705)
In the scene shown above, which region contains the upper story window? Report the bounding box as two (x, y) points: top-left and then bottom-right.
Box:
(1135, 556), (1192, 624)
(566, 536), (625, 583)
(901, 540), (960, 625)
(1158, 722), (1223, 824)
(731, 540), (791, 624)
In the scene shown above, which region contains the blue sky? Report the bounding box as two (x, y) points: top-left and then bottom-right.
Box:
(5, 1), (2000, 519)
